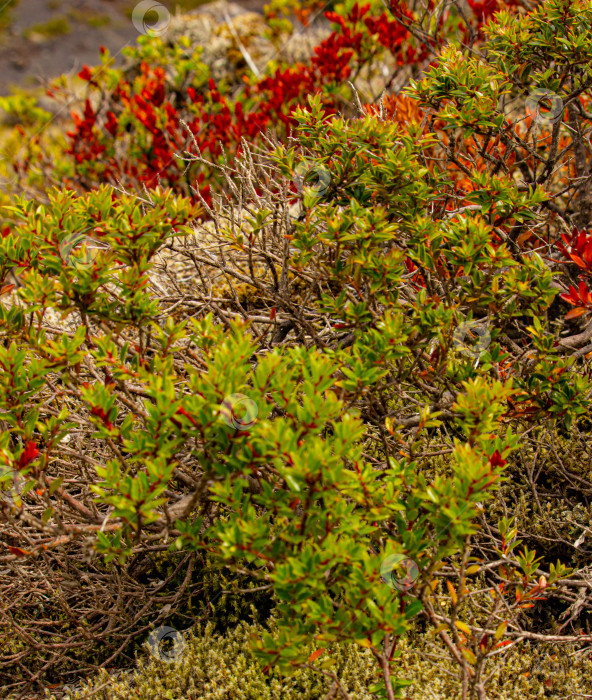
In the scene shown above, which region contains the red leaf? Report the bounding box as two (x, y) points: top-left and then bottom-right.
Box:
(18, 441), (40, 468)
(6, 545), (32, 557)
(489, 450), (506, 467)
(176, 406), (197, 426)
(561, 281), (592, 308)
(78, 65), (93, 82)
(90, 406), (113, 430)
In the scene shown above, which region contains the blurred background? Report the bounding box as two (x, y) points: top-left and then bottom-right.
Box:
(0, 0), (263, 95)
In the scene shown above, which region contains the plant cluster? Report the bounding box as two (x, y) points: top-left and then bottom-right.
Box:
(1, 0), (516, 204)
(0, 0), (591, 699)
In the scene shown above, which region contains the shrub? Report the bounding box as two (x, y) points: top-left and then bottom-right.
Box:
(1, 0), (592, 698)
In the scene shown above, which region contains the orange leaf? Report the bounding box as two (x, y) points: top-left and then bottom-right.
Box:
(308, 648), (326, 663)
(446, 580), (458, 606)
(569, 254), (587, 269)
(493, 640), (513, 649)
(565, 307), (588, 320)
(6, 545), (32, 557)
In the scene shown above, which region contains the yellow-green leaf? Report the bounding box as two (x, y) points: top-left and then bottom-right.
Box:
(455, 620), (471, 635)
(494, 620), (508, 641)
(461, 647), (477, 665)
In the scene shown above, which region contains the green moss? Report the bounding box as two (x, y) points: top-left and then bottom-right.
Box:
(173, 0), (217, 9)
(55, 621), (592, 700)
(67, 10), (111, 28)
(124, 0), (214, 19)
(24, 16), (71, 39)
(60, 620), (378, 700)
(0, 2), (16, 31)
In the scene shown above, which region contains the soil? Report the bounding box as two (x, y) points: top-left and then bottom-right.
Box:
(0, 0), (265, 95)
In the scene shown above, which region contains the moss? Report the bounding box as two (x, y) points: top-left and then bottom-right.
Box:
(54, 621), (592, 700)
(0, 0), (17, 30)
(24, 16), (71, 40)
(59, 620), (377, 700)
(172, 0), (215, 10)
(123, 1), (212, 23)
(67, 10), (111, 29)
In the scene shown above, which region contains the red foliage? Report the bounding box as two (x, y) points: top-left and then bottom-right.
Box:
(68, 98), (106, 164)
(552, 228), (592, 319)
(489, 450), (506, 468)
(560, 280), (592, 319)
(466, 0), (521, 27)
(17, 441), (40, 468)
(90, 406), (114, 430)
(64, 2), (422, 203)
(556, 227), (592, 272)
(467, 0), (499, 23)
